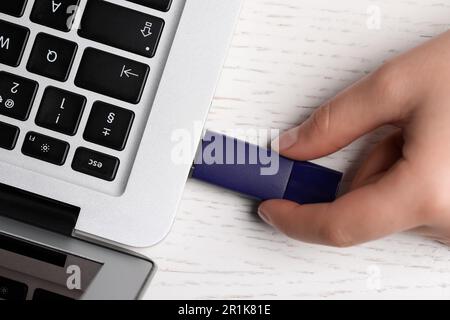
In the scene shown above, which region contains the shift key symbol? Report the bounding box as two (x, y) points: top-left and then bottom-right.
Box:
(141, 22), (153, 38)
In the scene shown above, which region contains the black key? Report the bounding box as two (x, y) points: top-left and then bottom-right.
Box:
(0, 72), (38, 121)
(126, 0), (172, 12)
(33, 288), (73, 301)
(75, 48), (149, 104)
(0, 20), (30, 67)
(0, 121), (19, 150)
(30, 0), (81, 32)
(36, 87), (86, 136)
(83, 101), (134, 151)
(27, 33), (77, 82)
(0, 0), (28, 17)
(22, 132), (69, 165)
(0, 276), (28, 300)
(79, 0), (164, 58)
(72, 147), (120, 181)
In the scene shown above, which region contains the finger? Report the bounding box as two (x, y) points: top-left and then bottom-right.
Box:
(413, 226), (450, 246)
(272, 64), (413, 160)
(258, 162), (423, 247)
(351, 131), (404, 190)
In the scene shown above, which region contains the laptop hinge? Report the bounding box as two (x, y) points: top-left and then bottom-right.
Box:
(0, 182), (79, 236)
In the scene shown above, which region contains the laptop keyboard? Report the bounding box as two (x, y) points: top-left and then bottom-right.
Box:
(0, 275), (28, 300)
(0, 275), (75, 300)
(0, 0), (184, 194)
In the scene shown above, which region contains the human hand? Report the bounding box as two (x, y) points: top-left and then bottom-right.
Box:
(258, 31), (450, 247)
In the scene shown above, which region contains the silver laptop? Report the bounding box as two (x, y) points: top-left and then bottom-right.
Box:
(0, 0), (242, 299)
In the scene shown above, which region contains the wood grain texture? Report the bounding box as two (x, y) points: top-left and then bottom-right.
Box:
(140, 0), (450, 299)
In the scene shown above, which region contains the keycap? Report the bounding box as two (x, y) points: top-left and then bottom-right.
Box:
(33, 289), (73, 301)
(126, 0), (172, 12)
(0, 122), (20, 150)
(0, 20), (30, 67)
(79, 0), (164, 58)
(72, 147), (120, 181)
(0, 72), (38, 121)
(75, 48), (149, 104)
(30, 0), (81, 32)
(22, 132), (69, 165)
(36, 87), (86, 136)
(83, 101), (134, 151)
(0, 0), (28, 17)
(0, 276), (28, 300)
(27, 33), (77, 82)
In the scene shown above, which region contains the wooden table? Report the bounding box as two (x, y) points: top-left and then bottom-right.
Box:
(140, 0), (450, 299)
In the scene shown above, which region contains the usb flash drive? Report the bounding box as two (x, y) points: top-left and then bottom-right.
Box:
(191, 131), (343, 204)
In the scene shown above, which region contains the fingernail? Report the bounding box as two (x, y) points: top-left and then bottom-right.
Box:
(271, 127), (299, 153)
(258, 206), (273, 226)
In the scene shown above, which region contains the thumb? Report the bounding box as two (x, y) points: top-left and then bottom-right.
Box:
(257, 162), (423, 247)
(272, 65), (411, 160)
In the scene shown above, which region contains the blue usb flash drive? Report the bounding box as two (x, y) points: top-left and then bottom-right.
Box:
(191, 131), (343, 204)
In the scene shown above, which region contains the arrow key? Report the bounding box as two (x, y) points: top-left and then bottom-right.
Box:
(30, 0), (81, 32)
(75, 48), (149, 104)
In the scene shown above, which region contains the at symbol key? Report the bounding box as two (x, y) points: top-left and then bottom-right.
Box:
(0, 72), (38, 121)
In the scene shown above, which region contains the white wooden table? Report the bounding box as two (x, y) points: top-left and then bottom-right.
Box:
(140, 0), (450, 299)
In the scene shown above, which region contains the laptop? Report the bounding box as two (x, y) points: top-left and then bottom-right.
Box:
(0, 0), (242, 299)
